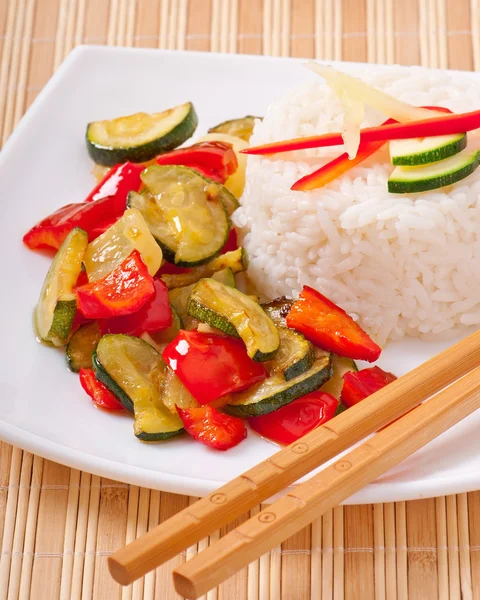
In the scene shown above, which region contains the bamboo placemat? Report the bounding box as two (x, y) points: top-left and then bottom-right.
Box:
(1, 0), (480, 598)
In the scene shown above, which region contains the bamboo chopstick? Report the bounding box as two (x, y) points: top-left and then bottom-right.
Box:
(108, 329), (480, 586)
(174, 365), (480, 599)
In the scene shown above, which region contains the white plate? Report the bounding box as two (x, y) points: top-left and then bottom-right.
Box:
(1, 46), (479, 505)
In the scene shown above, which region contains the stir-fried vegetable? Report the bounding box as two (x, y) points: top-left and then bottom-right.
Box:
(162, 330), (267, 405)
(286, 286), (382, 362)
(35, 227), (88, 346)
(177, 405), (247, 451)
(341, 366), (397, 408)
(133, 165), (231, 267)
(153, 141), (238, 184)
(86, 103), (198, 166)
(79, 367), (125, 410)
(76, 250), (155, 319)
(249, 390), (338, 445)
(100, 278), (171, 336)
(84, 208), (163, 281)
(208, 115), (260, 142)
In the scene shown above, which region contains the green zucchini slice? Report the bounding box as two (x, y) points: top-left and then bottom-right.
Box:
(187, 278), (280, 361)
(224, 352), (332, 417)
(86, 102), (198, 166)
(319, 355), (358, 400)
(169, 268), (235, 331)
(208, 115), (261, 142)
(161, 248), (248, 289)
(34, 227), (88, 347)
(93, 334), (183, 441)
(66, 321), (102, 372)
(388, 149), (480, 194)
(262, 297), (314, 380)
(84, 208), (163, 282)
(161, 367), (199, 414)
(389, 133), (467, 166)
(268, 327), (315, 381)
(129, 165), (231, 267)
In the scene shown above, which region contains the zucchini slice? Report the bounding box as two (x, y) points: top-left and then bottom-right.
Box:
(224, 351), (332, 417)
(319, 354), (358, 400)
(161, 248), (248, 289)
(66, 321), (102, 372)
(169, 268), (235, 331)
(262, 297), (314, 380)
(84, 208), (163, 281)
(93, 334), (183, 441)
(130, 165), (231, 267)
(161, 367), (199, 414)
(208, 115), (261, 142)
(34, 227), (88, 347)
(268, 327), (315, 381)
(389, 133), (467, 166)
(388, 149), (480, 194)
(86, 102), (198, 166)
(187, 278), (280, 361)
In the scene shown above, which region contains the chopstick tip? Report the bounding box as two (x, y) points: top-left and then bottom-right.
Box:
(173, 570), (200, 600)
(108, 556), (133, 586)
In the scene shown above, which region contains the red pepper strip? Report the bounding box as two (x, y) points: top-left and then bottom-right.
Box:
(292, 138), (388, 191)
(292, 108), (452, 191)
(100, 278), (172, 336)
(162, 330), (267, 405)
(177, 405), (247, 451)
(76, 250), (155, 319)
(286, 285), (382, 362)
(243, 107), (476, 155)
(341, 366), (397, 408)
(79, 368), (124, 410)
(249, 390), (338, 445)
(154, 141), (238, 184)
(23, 162), (143, 251)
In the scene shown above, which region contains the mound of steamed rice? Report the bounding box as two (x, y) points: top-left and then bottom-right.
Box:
(233, 66), (480, 346)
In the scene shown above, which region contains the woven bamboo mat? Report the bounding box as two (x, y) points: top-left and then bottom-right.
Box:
(1, 0), (480, 598)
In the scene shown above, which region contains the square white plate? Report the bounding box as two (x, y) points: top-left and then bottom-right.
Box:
(1, 45), (479, 504)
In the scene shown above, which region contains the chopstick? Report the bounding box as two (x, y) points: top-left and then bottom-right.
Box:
(174, 365), (480, 599)
(108, 329), (480, 587)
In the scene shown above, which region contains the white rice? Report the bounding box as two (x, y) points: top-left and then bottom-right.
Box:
(233, 66), (480, 346)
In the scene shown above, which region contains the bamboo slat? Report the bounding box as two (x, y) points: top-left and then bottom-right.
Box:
(1, 0), (480, 598)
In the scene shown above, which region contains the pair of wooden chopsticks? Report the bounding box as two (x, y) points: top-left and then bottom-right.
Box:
(109, 330), (480, 599)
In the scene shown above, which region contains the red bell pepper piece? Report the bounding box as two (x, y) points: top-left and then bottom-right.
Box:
(154, 141), (238, 184)
(100, 278), (171, 336)
(249, 390), (338, 445)
(79, 368), (124, 410)
(76, 250), (155, 319)
(341, 366), (397, 408)
(243, 107), (474, 155)
(23, 162), (143, 251)
(286, 286), (381, 362)
(291, 108), (452, 191)
(162, 330), (267, 405)
(177, 405), (247, 451)
(292, 139), (387, 191)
